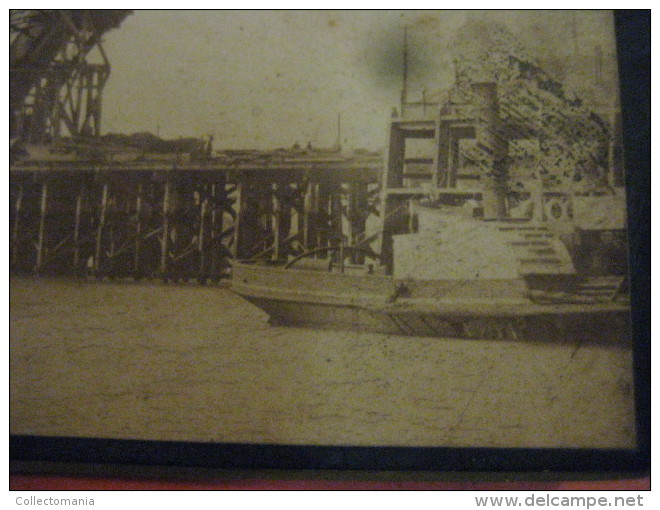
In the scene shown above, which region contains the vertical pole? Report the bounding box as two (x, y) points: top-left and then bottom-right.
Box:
(401, 25), (408, 116)
(11, 184), (23, 267)
(302, 180), (314, 251)
(382, 122), (408, 274)
(232, 181), (245, 260)
(73, 183), (85, 269)
(279, 183), (292, 258)
(348, 181), (367, 263)
(134, 183), (143, 275)
(209, 184), (218, 276)
(209, 184), (217, 240)
(211, 180), (227, 277)
(94, 181), (108, 272)
(198, 188), (208, 277)
(317, 184), (329, 250)
(330, 185), (343, 245)
(215, 175), (227, 276)
(312, 183), (321, 250)
(272, 183), (280, 261)
(35, 180), (48, 272)
(295, 182), (304, 251)
(449, 138), (460, 187)
(386, 124), (406, 188)
(381, 197), (405, 275)
(232, 181), (242, 260)
(260, 183), (273, 257)
(346, 183), (355, 247)
(160, 179), (171, 275)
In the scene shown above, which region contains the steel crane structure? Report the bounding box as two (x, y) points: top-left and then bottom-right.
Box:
(10, 9), (131, 144)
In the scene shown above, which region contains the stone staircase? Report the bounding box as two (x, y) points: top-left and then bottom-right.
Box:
(498, 224), (575, 275)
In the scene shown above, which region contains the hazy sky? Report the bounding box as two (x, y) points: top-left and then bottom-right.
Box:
(98, 10), (618, 151)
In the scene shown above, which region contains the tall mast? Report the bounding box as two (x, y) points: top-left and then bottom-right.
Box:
(400, 25), (408, 116)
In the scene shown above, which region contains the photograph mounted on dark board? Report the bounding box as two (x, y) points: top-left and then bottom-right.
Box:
(9, 9), (649, 473)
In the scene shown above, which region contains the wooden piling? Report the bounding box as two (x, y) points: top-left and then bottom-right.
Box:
(134, 183), (143, 275)
(10, 153), (381, 279)
(197, 186), (209, 280)
(94, 182), (108, 273)
(11, 184), (23, 267)
(73, 184), (85, 269)
(272, 183), (281, 261)
(210, 181), (227, 277)
(160, 179), (171, 275)
(232, 181), (243, 260)
(35, 180), (48, 272)
(302, 180), (316, 251)
(347, 181), (368, 263)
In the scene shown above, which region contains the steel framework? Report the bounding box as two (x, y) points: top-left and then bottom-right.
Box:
(10, 10), (130, 143)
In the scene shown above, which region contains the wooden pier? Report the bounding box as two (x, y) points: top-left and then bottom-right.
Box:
(9, 151), (382, 282)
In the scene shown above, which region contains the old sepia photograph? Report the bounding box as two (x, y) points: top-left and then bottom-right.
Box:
(9, 9), (644, 467)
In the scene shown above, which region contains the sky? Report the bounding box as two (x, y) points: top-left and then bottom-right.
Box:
(97, 10), (618, 151)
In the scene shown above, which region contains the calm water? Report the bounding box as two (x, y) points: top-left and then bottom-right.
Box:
(10, 275), (636, 448)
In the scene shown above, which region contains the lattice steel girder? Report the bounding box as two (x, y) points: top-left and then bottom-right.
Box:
(10, 10), (130, 143)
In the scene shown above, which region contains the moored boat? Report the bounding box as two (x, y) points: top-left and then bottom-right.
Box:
(231, 204), (630, 340)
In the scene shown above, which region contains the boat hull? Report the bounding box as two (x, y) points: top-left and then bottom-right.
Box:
(231, 262), (631, 340)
